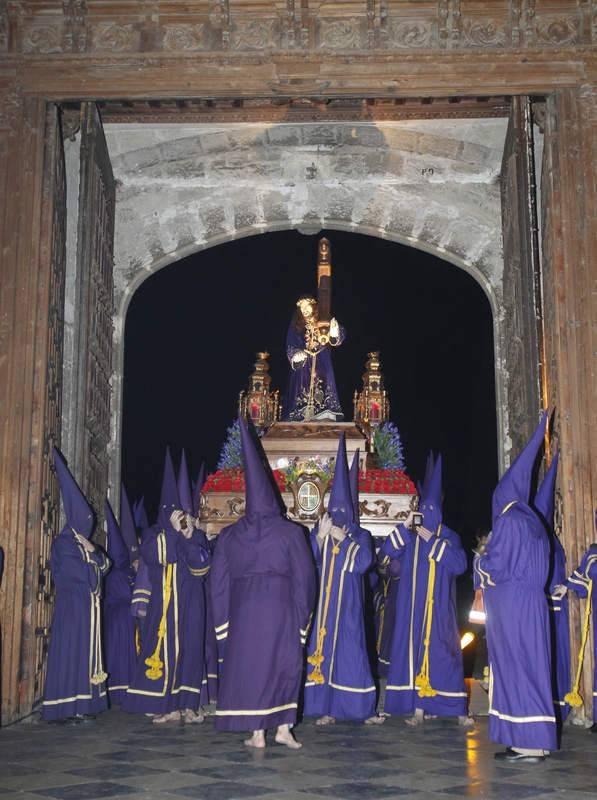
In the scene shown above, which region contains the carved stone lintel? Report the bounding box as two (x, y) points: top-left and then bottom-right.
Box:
(63, 0), (87, 53)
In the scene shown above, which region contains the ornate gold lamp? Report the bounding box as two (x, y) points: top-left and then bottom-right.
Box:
(238, 352), (280, 429)
(354, 351), (390, 432)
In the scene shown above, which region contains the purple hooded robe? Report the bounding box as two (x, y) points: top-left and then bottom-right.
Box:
(42, 448), (110, 721)
(304, 435), (376, 720)
(123, 448), (210, 714)
(211, 420), (316, 732)
(474, 412), (558, 751)
(380, 454), (468, 717)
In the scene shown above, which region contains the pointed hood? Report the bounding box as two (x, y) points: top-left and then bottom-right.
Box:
(177, 449), (193, 515)
(192, 462), (206, 517)
(419, 452), (443, 533)
(492, 410), (548, 522)
(240, 419), (282, 519)
(105, 499), (129, 569)
(120, 484), (140, 564)
(53, 446), (94, 538)
(349, 449), (361, 524)
(328, 434), (355, 530)
(534, 450), (559, 530)
(157, 447), (180, 530)
(133, 497), (149, 531)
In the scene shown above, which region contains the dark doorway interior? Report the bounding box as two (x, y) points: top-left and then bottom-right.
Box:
(122, 229), (497, 553)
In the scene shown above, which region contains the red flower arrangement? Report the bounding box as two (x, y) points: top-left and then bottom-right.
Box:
(203, 467), (416, 496)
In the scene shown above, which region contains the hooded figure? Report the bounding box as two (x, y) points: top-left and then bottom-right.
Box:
(304, 435), (376, 723)
(120, 484), (140, 566)
(103, 500), (137, 706)
(380, 453), (468, 723)
(474, 411), (557, 760)
(133, 497), (150, 538)
(533, 452), (570, 723)
(210, 419), (316, 747)
(42, 448), (110, 722)
(565, 511), (597, 731)
(123, 447), (210, 722)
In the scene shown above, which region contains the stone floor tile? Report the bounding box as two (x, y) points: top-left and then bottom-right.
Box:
(166, 782), (277, 799)
(29, 783), (144, 799)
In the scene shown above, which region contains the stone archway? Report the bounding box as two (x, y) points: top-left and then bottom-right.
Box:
(106, 118), (510, 496)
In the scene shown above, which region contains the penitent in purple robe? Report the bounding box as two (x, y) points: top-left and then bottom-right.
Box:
(381, 455), (468, 717)
(211, 420), (316, 732)
(42, 448), (110, 721)
(200, 535), (219, 705)
(103, 500), (137, 706)
(534, 451), (570, 723)
(123, 448), (210, 714)
(304, 435), (376, 720)
(566, 538), (597, 723)
(376, 557), (401, 678)
(474, 412), (557, 752)
(283, 316), (344, 421)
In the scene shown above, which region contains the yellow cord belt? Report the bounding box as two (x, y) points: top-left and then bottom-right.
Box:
(415, 556), (438, 698)
(565, 578), (593, 708)
(90, 593), (108, 685)
(145, 563), (174, 681)
(307, 540), (340, 684)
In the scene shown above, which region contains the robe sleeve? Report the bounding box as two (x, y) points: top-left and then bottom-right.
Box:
(141, 529), (179, 566)
(309, 527), (323, 565)
(428, 530), (467, 576)
(566, 545), (597, 597)
(380, 524), (412, 561)
(286, 322), (305, 364)
(475, 512), (523, 588)
(131, 557), (151, 617)
(287, 528), (317, 646)
(177, 530), (210, 577)
(50, 535), (104, 594)
(341, 536), (371, 575)
(209, 531), (231, 658)
(352, 527), (374, 566)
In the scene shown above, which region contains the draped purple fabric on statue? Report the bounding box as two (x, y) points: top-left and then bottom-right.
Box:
(211, 420), (316, 732)
(103, 500), (137, 706)
(566, 541), (597, 723)
(534, 451), (570, 722)
(377, 557), (401, 678)
(380, 455), (468, 717)
(304, 435), (376, 720)
(123, 447), (209, 714)
(282, 319), (344, 421)
(474, 411), (557, 751)
(42, 448), (110, 721)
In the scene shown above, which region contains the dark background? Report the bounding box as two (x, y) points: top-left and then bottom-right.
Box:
(122, 229), (498, 553)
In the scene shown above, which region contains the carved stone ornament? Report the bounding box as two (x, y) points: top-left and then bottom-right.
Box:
(387, 18), (434, 49)
(162, 24), (205, 51)
(535, 15), (579, 46)
(23, 24), (63, 54)
(92, 22), (136, 52)
(319, 17), (363, 50)
(228, 497), (246, 517)
(462, 18), (506, 48)
(231, 19), (277, 50)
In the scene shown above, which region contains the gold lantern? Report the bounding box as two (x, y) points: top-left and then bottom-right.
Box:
(238, 352), (280, 430)
(354, 351), (390, 432)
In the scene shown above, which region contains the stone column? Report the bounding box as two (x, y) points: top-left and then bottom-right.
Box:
(542, 86), (597, 719)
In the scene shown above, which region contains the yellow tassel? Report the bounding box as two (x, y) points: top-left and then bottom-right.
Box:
(307, 543), (340, 685)
(91, 670), (108, 686)
(417, 552), (437, 699)
(135, 625), (141, 656)
(566, 578), (593, 709)
(145, 563), (173, 681)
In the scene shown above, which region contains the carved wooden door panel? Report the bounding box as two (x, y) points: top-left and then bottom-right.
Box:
(73, 103), (115, 529)
(32, 104), (68, 706)
(500, 96), (544, 458)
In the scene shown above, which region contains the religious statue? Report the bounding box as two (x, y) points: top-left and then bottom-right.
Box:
(283, 239), (345, 422)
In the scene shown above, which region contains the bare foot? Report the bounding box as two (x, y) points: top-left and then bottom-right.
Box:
(459, 715), (475, 728)
(275, 725), (302, 749)
(182, 709), (205, 724)
(244, 730), (266, 748)
(315, 715), (336, 726)
(152, 710), (181, 724)
(405, 709), (425, 727)
(364, 714), (386, 725)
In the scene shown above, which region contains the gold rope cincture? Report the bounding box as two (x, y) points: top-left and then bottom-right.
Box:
(91, 592), (108, 685)
(135, 625), (141, 657)
(145, 561), (174, 681)
(415, 525), (442, 698)
(565, 577), (593, 708)
(307, 538), (340, 684)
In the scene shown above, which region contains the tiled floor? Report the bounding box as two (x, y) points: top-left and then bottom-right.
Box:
(0, 710), (595, 800)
